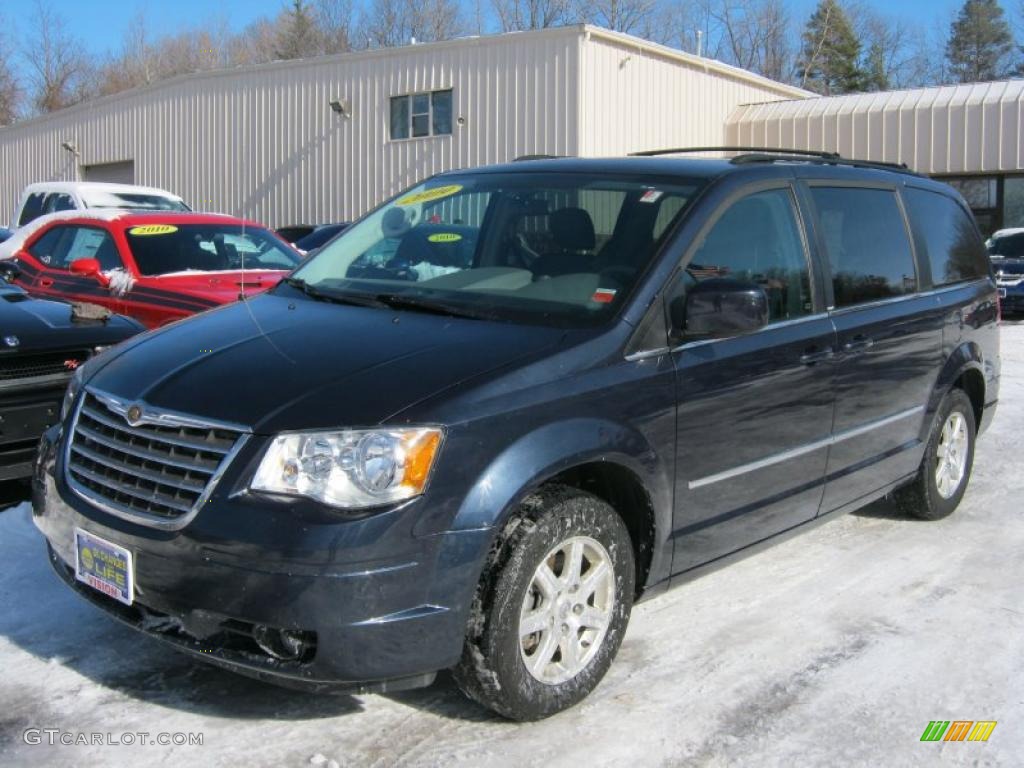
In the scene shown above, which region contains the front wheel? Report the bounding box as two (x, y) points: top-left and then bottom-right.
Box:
(453, 486), (635, 720)
(894, 388), (976, 520)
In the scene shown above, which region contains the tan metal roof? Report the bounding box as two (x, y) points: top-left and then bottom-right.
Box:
(727, 79), (1024, 174)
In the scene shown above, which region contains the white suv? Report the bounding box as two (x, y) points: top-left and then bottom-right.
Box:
(12, 182), (189, 229)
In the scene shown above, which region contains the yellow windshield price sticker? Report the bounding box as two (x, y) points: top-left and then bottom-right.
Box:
(395, 184), (462, 207)
(128, 224), (178, 236)
(427, 233), (462, 243)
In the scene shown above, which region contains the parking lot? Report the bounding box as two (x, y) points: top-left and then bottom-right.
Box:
(0, 319), (1020, 768)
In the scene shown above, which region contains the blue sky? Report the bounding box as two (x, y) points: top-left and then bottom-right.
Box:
(2, 0), (1018, 62)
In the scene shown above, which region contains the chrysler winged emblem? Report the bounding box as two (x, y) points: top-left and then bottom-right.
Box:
(126, 405), (144, 426)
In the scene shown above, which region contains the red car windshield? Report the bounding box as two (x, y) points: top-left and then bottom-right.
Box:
(125, 224), (300, 276)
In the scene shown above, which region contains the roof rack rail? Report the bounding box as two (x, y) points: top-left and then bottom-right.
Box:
(629, 146), (841, 160)
(513, 154), (566, 161)
(628, 146), (917, 176)
(730, 152), (914, 175)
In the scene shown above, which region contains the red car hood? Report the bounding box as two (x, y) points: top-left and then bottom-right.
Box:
(139, 269), (287, 301)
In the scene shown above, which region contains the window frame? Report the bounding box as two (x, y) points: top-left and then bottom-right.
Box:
(800, 179), (922, 313)
(388, 88), (454, 142)
(667, 180), (821, 343)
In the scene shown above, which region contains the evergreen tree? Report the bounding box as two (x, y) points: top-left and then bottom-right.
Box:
(275, 0), (321, 60)
(945, 0), (1014, 83)
(798, 0), (864, 95)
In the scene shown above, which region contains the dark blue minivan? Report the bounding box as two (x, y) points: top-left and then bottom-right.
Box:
(32, 151), (1000, 720)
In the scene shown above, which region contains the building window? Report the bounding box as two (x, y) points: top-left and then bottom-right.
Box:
(389, 89), (453, 140)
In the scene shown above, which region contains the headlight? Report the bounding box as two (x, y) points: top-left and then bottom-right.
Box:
(60, 365), (86, 421)
(250, 428), (443, 508)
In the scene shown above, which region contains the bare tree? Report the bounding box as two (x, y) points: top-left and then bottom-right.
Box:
(491, 0), (573, 31)
(0, 16), (21, 124)
(316, 0), (355, 53)
(576, 0), (659, 34)
(359, 0), (463, 47)
(22, 1), (93, 113)
(704, 0), (792, 79)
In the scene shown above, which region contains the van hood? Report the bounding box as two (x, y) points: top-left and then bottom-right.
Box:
(86, 285), (568, 433)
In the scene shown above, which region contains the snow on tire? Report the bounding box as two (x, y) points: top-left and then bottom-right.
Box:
(453, 484), (635, 721)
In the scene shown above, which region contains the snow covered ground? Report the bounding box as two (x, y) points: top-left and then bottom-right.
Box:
(2, 322), (1022, 768)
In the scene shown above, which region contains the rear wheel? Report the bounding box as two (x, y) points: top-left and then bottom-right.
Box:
(894, 388), (976, 520)
(453, 485), (635, 720)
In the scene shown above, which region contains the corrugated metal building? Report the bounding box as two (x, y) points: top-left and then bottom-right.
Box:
(0, 25), (808, 228)
(727, 80), (1024, 234)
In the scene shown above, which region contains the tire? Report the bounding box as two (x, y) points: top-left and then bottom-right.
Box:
(453, 485), (635, 721)
(894, 388), (976, 521)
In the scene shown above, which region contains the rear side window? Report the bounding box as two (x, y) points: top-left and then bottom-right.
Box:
(904, 188), (989, 286)
(810, 187), (917, 307)
(44, 193), (76, 214)
(18, 193), (46, 226)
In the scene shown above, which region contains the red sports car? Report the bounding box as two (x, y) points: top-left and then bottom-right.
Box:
(6, 211), (301, 328)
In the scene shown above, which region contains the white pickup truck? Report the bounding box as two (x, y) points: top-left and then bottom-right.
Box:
(11, 182), (189, 229)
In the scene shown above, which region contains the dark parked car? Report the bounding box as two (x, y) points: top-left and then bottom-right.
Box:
(994, 257), (1024, 315)
(987, 228), (1024, 259)
(32, 151), (1000, 720)
(293, 223), (350, 255)
(0, 227), (12, 244)
(1, 265), (141, 482)
(275, 224), (317, 244)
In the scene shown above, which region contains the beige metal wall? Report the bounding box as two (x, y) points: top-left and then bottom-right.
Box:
(726, 80), (1024, 175)
(0, 28), (581, 228)
(578, 28), (811, 157)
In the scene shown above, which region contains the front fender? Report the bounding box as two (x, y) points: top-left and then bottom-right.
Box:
(445, 417), (673, 588)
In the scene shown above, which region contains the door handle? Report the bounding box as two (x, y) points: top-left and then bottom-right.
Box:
(800, 347), (835, 365)
(39, 277), (54, 288)
(842, 336), (875, 354)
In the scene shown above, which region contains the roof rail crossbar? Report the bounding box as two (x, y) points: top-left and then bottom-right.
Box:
(629, 146), (842, 160)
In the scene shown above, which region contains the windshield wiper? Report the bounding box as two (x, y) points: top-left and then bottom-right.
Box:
(372, 293), (490, 320)
(283, 279), (486, 318)
(283, 277), (388, 308)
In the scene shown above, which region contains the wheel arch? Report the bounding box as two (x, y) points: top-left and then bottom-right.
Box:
(448, 417), (673, 598)
(925, 340), (986, 439)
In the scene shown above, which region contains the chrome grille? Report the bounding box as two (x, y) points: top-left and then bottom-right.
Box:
(66, 390), (245, 526)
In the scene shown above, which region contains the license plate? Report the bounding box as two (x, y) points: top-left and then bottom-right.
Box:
(999, 287), (1007, 298)
(74, 528), (134, 606)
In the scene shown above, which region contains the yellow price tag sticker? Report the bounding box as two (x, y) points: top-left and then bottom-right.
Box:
(427, 233), (463, 243)
(128, 224), (178, 236)
(395, 184), (463, 207)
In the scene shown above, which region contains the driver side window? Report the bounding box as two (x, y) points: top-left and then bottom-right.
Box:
(685, 187), (813, 323)
(28, 225), (121, 271)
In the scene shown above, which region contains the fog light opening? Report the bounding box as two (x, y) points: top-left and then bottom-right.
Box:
(252, 625), (314, 661)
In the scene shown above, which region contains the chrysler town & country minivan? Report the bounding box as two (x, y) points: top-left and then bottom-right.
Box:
(32, 150), (1000, 720)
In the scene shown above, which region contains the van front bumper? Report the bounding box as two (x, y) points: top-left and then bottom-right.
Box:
(31, 426), (491, 693)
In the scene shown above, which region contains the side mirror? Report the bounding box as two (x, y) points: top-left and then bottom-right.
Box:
(673, 278), (769, 339)
(70, 258), (102, 277)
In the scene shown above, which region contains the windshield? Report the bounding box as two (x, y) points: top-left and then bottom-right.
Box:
(85, 192), (190, 211)
(290, 173), (702, 326)
(988, 231), (1024, 258)
(125, 224), (301, 276)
